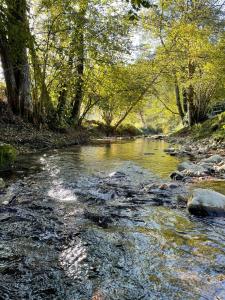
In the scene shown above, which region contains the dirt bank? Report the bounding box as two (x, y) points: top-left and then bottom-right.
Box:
(0, 121), (89, 154)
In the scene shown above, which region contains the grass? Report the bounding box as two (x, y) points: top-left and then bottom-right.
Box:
(173, 112), (225, 141)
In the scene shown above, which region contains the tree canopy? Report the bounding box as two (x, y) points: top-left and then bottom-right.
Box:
(0, 0), (224, 132)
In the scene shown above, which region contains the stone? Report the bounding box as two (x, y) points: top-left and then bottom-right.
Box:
(170, 171), (184, 181)
(178, 161), (207, 176)
(0, 178), (5, 189)
(164, 148), (176, 153)
(177, 195), (188, 207)
(203, 155), (223, 164)
(188, 188), (225, 216)
(168, 183), (179, 189)
(109, 171), (126, 178)
(159, 184), (168, 190)
(216, 164), (225, 173)
(197, 162), (215, 175)
(178, 162), (193, 171)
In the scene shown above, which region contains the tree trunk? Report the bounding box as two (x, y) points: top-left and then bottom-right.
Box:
(19, 48), (33, 119)
(0, 34), (18, 114)
(182, 88), (188, 114)
(0, 0), (33, 120)
(29, 36), (53, 122)
(187, 61), (196, 126)
(70, 2), (87, 126)
(71, 55), (84, 125)
(174, 80), (185, 122)
(57, 84), (67, 122)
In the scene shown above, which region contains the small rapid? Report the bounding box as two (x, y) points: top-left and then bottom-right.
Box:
(0, 138), (225, 300)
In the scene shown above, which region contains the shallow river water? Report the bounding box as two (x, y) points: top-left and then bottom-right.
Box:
(0, 138), (225, 300)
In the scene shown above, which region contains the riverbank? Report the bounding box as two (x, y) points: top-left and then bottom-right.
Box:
(0, 121), (90, 154)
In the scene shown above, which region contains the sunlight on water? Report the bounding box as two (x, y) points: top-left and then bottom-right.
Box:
(2, 138), (224, 299)
(59, 241), (88, 279)
(48, 185), (78, 201)
(41, 156), (78, 201)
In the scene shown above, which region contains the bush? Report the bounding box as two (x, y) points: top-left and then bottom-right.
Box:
(116, 124), (142, 136)
(0, 143), (17, 170)
(140, 125), (163, 135)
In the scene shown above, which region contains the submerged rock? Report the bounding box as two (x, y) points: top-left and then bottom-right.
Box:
(188, 188), (225, 216)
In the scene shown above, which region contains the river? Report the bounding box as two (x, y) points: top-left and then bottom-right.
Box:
(0, 138), (225, 300)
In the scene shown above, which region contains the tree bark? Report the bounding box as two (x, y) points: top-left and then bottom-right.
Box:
(57, 84), (67, 122)
(174, 79), (185, 122)
(187, 61), (196, 126)
(0, 34), (18, 114)
(70, 2), (87, 126)
(0, 0), (33, 120)
(182, 88), (188, 114)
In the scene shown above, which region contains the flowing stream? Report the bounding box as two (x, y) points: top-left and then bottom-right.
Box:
(0, 138), (225, 300)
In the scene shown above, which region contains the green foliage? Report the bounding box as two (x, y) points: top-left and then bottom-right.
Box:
(117, 123), (142, 136)
(140, 125), (162, 135)
(0, 143), (17, 169)
(140, 0), (225, 126)
(0, 0), (224, 136)
(0, 82), (6, 100)
(174, 112), (225, 141)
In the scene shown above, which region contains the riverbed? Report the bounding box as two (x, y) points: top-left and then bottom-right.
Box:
(0, 138), (225, 300)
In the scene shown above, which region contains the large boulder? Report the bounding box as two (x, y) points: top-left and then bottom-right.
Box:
(177, 161), (208, 176)
(188, 188), (225, 216)
(0, 143), (17, 170)
(203, 155), (223, 164)
(178, 161), (193, 171)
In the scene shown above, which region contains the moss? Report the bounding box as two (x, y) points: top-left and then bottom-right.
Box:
(0, 143), (17, 169)
(173, 112), (225, 141)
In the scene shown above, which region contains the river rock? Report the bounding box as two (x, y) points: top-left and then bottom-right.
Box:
(178, 162), (193, 171)
(188, 188), (225, 216)
(168, 183), (179, 189)
(170, 171), (184, 181)
(215, 163), (225, 173)
(178, 161), (207, 176)
(164, 147), (176, 154)
(203, 155), (223, 164)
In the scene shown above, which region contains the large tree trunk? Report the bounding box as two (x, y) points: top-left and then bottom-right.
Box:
(70, 2), (87, 126)
(174, 79), (185, 122)
(71, 54), (84, 125)
(182, 88), (188, 114)
(19, 48), (33, 119)
(0, 0), (33, 120)
(0, 34), (18, 114)
(57, 84), (67, 122)
(187, 61), (196, 126)
(29, 35), (54, 123)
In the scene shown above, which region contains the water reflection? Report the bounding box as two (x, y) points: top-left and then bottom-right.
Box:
(1, 138), (225, 300)
(64, 138), (181, 179)
(59, 240), (88, 279)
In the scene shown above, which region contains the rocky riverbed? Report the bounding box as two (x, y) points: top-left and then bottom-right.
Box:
(0, 139), (225, 299)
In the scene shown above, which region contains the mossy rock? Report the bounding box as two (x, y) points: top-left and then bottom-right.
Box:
(0, 143), (17, 170)
(0, 178), (5, 189)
